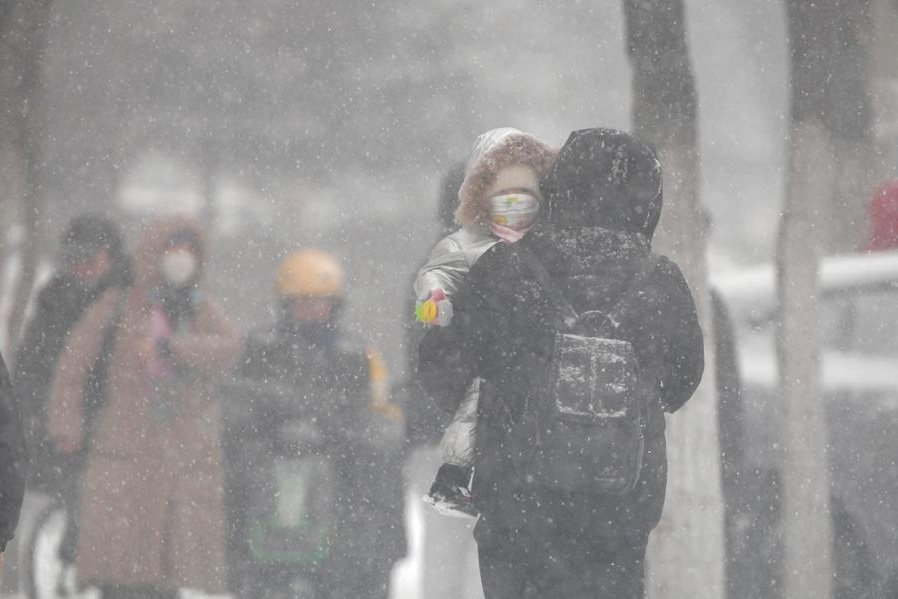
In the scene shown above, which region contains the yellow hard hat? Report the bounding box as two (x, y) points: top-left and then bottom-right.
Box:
(276, 249), (345, 299)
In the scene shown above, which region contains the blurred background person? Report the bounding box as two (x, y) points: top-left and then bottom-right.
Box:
(233, 249), (406, 599)
(15, 215), (130, 493)
(10, 215), (131, 581)
(46, 215), (239, 599)
(864, 179), (898, 252)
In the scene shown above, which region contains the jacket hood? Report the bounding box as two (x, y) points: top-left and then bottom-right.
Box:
(455, 128), (557, 233)
(541, 128), (662, 238)
(134, 215), (207, 289)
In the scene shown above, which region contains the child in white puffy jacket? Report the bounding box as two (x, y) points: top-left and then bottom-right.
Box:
(415, 127), (555, 516)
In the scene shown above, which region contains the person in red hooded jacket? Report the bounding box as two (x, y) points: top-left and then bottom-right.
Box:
(865, 179), (898, 252)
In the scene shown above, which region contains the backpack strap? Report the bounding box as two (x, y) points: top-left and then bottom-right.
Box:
(519, 244), (660, 335)
(518, 244), (580, 331)
(601, 254), (661, 334)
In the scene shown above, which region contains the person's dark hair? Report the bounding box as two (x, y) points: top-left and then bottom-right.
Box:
(58, 214), (131, 286)
(165, 228), (203, 255)
(437, 162), (466, 234)
(62, 214), (122, 252)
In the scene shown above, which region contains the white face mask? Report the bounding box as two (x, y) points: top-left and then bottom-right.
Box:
(489, 192), (540, 230)
(160, 250), (197, 286)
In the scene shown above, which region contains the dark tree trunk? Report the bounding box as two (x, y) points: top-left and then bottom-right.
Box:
(623, 2), (725, 598)
(823, 0), (874, 253)
(870, 0), (898, 184)
(874, 2), (898, 191)
(0, 0), (53, 349)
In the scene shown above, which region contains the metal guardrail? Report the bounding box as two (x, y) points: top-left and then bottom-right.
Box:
(712, 248), (898, 323)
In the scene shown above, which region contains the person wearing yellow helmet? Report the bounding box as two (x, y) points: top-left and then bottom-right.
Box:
(276, 249), (345, 295)
(275, 248), (345, 329)
(274, 249), (396, 413)
(229, 248), (405, 599)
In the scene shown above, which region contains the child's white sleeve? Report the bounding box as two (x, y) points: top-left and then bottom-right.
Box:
(414, 235), (471, 300)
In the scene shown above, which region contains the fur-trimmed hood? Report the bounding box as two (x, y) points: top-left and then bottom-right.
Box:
(455, 128), (557, 232)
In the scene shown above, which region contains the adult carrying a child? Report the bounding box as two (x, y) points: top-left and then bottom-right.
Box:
(418, 128), (704, 598)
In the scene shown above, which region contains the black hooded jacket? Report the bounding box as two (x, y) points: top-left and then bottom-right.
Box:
(418, 128), (704, 539)
(13, 270), (127, 491)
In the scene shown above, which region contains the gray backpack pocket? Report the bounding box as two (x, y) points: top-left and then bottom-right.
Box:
(525, 333), (645, 494)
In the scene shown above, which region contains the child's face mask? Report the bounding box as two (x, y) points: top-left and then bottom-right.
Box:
(489, 192), (540, 231)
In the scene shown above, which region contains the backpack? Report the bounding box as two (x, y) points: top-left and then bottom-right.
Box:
(514, 247), (659, 495)
(225, 343), (372, 569)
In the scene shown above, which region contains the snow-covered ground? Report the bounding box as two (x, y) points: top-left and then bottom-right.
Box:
(390, 490), (425, 599)
(0, 484), (429, 599)
(712, 248), (898, 324)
